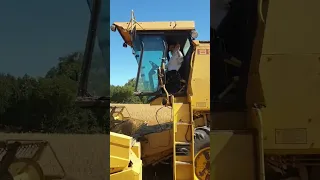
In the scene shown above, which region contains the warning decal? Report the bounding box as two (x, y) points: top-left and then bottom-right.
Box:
(197, 49), (210, 55)
(275, 128), (307, 144)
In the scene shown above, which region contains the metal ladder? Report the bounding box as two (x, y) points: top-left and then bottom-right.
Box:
(172, 100), (195, 180)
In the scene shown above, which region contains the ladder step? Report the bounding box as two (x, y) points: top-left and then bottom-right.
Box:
(175, 141), (190, 145)
(177, 122), (192, 126)
(175, 161), (192, 165)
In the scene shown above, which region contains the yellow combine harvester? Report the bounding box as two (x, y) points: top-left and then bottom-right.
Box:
(110, 11), (210, 180)
(77, 0), (319, 179)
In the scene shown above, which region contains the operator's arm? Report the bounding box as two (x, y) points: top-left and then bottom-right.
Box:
(177, 50), (183, 57)
(176, 50), (184, 63)
(167, 48), (184, 71)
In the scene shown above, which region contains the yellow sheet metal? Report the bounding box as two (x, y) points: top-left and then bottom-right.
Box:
(110, 132), (131, 173)
(110, 132), (142, 180)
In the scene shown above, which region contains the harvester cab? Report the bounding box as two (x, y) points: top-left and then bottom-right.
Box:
(110, 11), (199, 105)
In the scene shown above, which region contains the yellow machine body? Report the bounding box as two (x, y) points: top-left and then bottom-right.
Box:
(111, 16), (210, 180)
(211, 0), (320, 179)
(258, 0), (320, 152)
(110, 132), (142, 180)
(258, 0), (320, 178)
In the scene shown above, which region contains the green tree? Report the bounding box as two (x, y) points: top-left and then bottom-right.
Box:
(0, 51), (143, 133)
(0, 52), (107, 134)
(110, 78), (147, 104)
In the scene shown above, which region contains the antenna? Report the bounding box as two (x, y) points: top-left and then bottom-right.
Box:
(126, 10), (144, 31)
(131, 10), (135, 22)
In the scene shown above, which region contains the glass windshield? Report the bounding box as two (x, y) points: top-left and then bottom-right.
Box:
(86, 0), (109, 97)
(134, 35), (165, 93)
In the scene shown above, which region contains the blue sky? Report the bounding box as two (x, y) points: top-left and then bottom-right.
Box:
(0, 1), (209, 87)
(0, 0), (90, 77)
(110, 0), (210, 86)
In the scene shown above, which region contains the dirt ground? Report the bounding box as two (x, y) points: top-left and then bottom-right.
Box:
(0, 133), (108, 180)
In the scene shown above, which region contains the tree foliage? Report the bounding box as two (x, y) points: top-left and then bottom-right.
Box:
(110, 78), (147, 104)
(0, 52), (99, 133)
(0, 51), (145, 133)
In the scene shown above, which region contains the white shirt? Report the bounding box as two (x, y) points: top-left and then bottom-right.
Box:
(167, 49), (184, 71)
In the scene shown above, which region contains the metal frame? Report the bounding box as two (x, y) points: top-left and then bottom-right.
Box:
(78, 0), (102, 98)
(0, 140), (66, 179)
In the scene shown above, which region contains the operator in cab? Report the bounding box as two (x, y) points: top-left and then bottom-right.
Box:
(165, 42), (185, 94)
(167, 43), (184, 71)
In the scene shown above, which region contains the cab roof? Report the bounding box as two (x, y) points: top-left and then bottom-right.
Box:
(112, 21), (195, 47)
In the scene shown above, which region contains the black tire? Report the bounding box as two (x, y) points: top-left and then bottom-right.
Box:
(194, 126), (210, 155)
(194, 126), (210, 180)
(0, 171), (14, 180)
